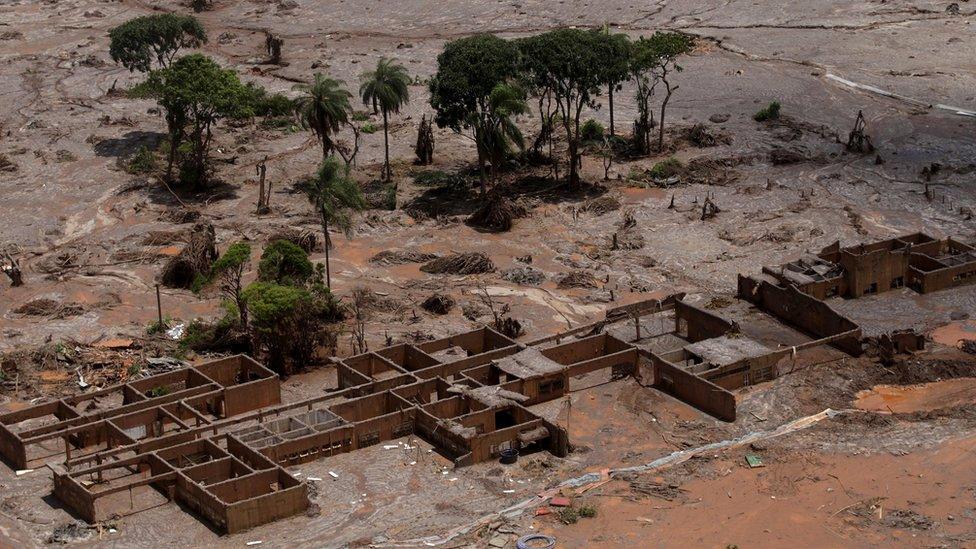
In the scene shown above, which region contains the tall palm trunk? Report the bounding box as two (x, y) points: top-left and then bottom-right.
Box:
(320, 211), (331, 288)
(382, 108), (391, 180)
(608, 83), (615, 136)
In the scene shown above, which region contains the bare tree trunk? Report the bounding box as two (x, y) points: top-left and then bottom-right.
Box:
(165, 130), (180, 181)
(2, 251), (23, 287)
(256, 156), (268, 212)
(476, 134), (488, 195)
(608, 84), (615, 137)
(320, 213), (331, 288)
(658, 77), (676, 152)
(382, 108), (391, 181)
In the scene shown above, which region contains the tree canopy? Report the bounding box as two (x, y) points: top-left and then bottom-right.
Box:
(360, 58), (411, 181)
(518, 29), (607, 188)
(258, 240), (315, 285)
(108, 14), (207, 73)
(429, 34), (521, 133)
(429, 34), (521, 191)
(303, 157), (367, 287)
(138, 54), (252, 186)
(294, 74), (352, 160)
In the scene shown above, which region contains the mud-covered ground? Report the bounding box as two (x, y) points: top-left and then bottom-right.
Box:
(1, 0), (975, 547)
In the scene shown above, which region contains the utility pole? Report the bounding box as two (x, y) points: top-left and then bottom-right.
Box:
(155, 284), (163, 328)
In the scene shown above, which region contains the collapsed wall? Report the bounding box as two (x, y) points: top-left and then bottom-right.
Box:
(737, 275), (863, 356)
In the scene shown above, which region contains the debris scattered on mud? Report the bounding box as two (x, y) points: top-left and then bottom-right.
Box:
(159, 223), (217, 289)
(47, 522), (92, 544)
(557, 270), (600, 289)
(266, 227), (319, 252)
(421, 252), (496, 275)
(370, 250), (439, 265)
(579, 195), (621, 216)
(14, 298), (85, 319)
(421, 293), (456, 315)
(467, 194), (527, 232)
(501, 266), (547, 286)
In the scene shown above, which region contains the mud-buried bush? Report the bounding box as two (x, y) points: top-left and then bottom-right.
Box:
(467, 194), (527, 232)
(420, 252), (495, 275)
(159, 222), (217, 289)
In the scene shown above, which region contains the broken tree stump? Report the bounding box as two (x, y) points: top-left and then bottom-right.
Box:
(265, 31), (283, 65)
(256, 156), (271, 214)
(846, 110), (875, 153)
(159, 222), (217, 289)
(2, 249), (24, 287)
(415, 114), (434, 165)
(701, 196), (721, 220)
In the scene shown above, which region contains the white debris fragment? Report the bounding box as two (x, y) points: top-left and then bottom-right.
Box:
(166, 322), (186, 340)
(502, 489), (515, 493)
(307, 477), (322, 481)
(246, 542), (263, 546)
(409, 461), (417, 465)
(383, 445), (399, 449)
(15, 469), (34, 476)
(328, 471), (339, 479)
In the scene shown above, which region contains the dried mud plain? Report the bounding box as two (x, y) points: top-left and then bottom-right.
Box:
(2, 0), (976, 547)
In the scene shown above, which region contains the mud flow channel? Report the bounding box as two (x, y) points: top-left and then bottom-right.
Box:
(855, 378), (976, 414)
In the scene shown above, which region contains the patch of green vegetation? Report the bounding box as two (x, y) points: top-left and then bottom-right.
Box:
(578, 504), (597, 518)
(557, 507), (579, 524)
(647, 157), (683, 179)
(147, 385), (170, 397)
(753, 101), (781, 122)
(412, 169), (469, 190)
(361, 122), (378, 134)
(145, 317), (171, 335)
(580, 118), (605, 142)
(351, 111), (371, 122)
(127, 363), (142, 377)
(125, 145), (157, 174)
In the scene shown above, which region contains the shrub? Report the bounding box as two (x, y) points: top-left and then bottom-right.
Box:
(361, 122), (378, 134)
(258, 240), (314, 285)
(145, 317), (170, 335)
(557, 507), (579, 524)
(647, 157), (683, 179)
(147, 386), (170, 397)
(578, 504), (597, 518)
(352, 111), (370, 122)
(580, 119), (605, 142)
(243, 281), (341, 373)
(754, 101), (781, 122)
(125, 145), (157, 174)
(413, 169), (469, 190)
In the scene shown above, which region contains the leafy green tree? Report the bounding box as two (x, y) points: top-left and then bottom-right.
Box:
(303, 157), (367, 288)
(359, 58), (411, 182)
(629, 37), (660, 156)
(429, 34), (521, 193)
(646, 32), (693, 151)
(258, 240), (314, 285)
(242, 281), (311, 374)
(207, 242), (251, 326)
(596, 30), (631, 137)
(519, 29), (606, 189)
(138, 54), (252, 187)
(294, 74), (352, 161)
(109, 14), (207, 73)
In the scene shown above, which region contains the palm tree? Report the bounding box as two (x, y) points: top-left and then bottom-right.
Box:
(294, 74), (352, 160)
(474, 83), (527, 192)
(303, 156), (367, 288)
(359, 58), (411, 182)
